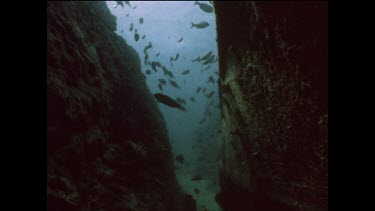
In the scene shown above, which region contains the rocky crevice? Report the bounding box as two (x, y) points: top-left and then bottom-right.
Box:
(47, 2), (195, 211)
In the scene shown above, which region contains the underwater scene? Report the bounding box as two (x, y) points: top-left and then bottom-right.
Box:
(47, 1), (328, 211)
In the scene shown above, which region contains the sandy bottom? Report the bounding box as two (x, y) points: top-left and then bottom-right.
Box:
(175, 165), (222, 211)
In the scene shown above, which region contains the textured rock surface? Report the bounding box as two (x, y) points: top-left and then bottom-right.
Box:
(214, 2), (328, 211)
(47, 2), (195, 211)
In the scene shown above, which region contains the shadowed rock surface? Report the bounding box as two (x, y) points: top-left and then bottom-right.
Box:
(47, 2), (195, 211)
(214, 1), (328, 211)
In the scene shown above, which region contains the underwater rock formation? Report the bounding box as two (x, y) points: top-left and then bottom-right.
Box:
(47, 2), (195, 211)
(214, 1), (328, 211)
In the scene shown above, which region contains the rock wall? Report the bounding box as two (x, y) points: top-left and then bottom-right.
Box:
(214, 2), (328, 211)
(47, 2), (195, 211)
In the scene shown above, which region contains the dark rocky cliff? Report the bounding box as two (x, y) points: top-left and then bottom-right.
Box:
(214, 2), (328, 211)
(47, 2), (195, 211)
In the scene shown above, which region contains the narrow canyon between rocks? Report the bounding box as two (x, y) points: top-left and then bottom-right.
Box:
(47, 1), (328, 211)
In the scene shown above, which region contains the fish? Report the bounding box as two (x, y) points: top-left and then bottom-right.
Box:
(169, 80), (179, 88)
(154, 93), (186, 111)
(192, 56), (201, 62)
(142, 35), (146, 39)
(167, 71), (175, 78)
(194, 1), (213, 13)
(156, 52), (160, 57)
(175, 154), (184, 163)
(143, 42), (153, 54)
(214, 71), (218, 75)
(144, 54), (149, 62)
(194, 188), (200, 194)
(158, 84), (163, 91)
(208, 76), (215, 83)
(151, 62), (158, 72)
(132, 5), (137, 9)
(129, 23), (134, 32)
(134, 33), (140, 42)
(181, 69), (190, 75)
(206, 91), (215, 98)
(195, 86), (201, 93)
(202, 87), (207, 93)
(139, 17), (144, 24)
(124, 1), (131, 7)
(203, 54), (215, 65)
(161, 66), (169, 75)
(191, 21), (209, 29)
(178, 37), (183, 43)
(114, 1), (124, 8)
(145, 69), (151, 75)
(192, 175), (202, 181)
(170, 53), (180, 62)
(126, 13), (129, 16)
(158, 78), (166, 85)
(201, 51), (213, 61)
(155, 62), (161, 68)
(202, 64), (211, 71)
(199, 118), (205, 124)
(190, 97), (196, 103)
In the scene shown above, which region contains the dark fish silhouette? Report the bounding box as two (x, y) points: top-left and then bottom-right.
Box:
(158, 78), (166, 85)
(195, 86), (201, 93)
(145, 69), (151, 75)
(143, 42), (153, 54)
(124, 1), (131, 7)
(201, 51), (213, 61)
(181, 69), (190, 75)
(132, 5), (137, 9)
(167, 71), (175, 78)
(158, 84), (163, 91)
(154, 93), (186, 111)
(194, 1), (213, 13)
(169, 80), (179, 88)
(129, 23), (134, 32)
(114, 1), (124, 8)
(178, 37), (183, 43)
(202, 87), (207, 93)
(190, 97), (196, 103)
(139, 17), (144, 24)
(191, 21), (209, 29)
(156, 52), (160, 57)
(161, 66), (169, 75)
(134, 32), (140, 42)
(206, 91), (215, 98)
(142, 35), (145, 39)
(203, 54), (215, 65)
(176, 154), (184, 163)
(192, 56), (201, 62)
(194, 188), (200, 194)
(170, 53), (180, 62)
